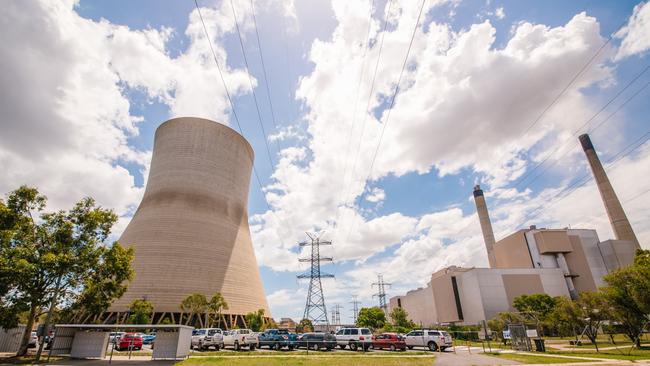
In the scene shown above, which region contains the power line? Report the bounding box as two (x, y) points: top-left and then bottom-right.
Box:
(250, 0), (282, 152)
(343, 0), (427, 244)
(517, 131), (650, 228)
(338, 0), (394, 218)
(193, 0), (287, 248)
(229, 0), (277, 167)
(515, 66), (650, 190)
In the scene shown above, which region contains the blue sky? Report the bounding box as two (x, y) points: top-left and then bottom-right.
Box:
(1, 0), (650, 323)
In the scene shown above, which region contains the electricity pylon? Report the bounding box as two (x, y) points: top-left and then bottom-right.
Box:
(372, 274), (391, 312)
(297, 232), (334, 328)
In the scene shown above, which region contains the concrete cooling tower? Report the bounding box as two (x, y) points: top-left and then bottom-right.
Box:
(109, 117), (270, 327)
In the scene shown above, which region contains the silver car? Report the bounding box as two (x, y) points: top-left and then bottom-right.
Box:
(405, 329), (452, 351)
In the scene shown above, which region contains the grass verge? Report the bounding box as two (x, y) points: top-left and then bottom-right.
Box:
(191, 351), (431, 357)
(548, 347), (650, 361)
(178, 356), (435, 366)
(484, 352), (591, 364)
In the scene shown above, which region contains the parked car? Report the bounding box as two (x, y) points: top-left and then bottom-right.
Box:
(404, 329), (452, 351)
(372, 333), (406, 351)
(141, 333), (156, 345)
(109, 332), (125, 344)
(191, 328), (224, 351)
(222, 329), (258, 351)
(335, 327), (372, 350)
(295, 332), (337, 351)
(115, 333), (143, 351)
(28, 331), (38, 348)
(258, 329), (297, 350)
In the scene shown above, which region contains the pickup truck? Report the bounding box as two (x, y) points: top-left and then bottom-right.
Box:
(404, 329), (453, 351)
(191, 328), (224, 351)
(222, 329), (258, 351)
(258, 329), (297, 350)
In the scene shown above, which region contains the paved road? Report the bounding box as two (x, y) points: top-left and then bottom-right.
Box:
(434, 349), (519, 366)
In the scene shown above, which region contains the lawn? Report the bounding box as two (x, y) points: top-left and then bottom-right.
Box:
(484, 352), (592, 364)
(177, 356), (436, 366)
(192, 350), (431, 356)
(548, 347), (650, 361)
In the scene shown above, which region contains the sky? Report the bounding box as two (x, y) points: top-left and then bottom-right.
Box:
(1, 0), (650, 324)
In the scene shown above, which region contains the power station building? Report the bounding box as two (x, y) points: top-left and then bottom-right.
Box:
(389, 133), (640, 326)
(107, 117), (270, 327)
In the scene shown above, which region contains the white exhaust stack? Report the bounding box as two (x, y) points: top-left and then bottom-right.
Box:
(579, 133), (640, 248)
(473, 185), (497, 268)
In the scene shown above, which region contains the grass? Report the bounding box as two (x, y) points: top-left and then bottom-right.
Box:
(0, 355), (65, 364)
(547, 347), (650, 361)
(191, 350), (432, 357)
(484, 352), (591, 364)
(177, 356), (435, 366)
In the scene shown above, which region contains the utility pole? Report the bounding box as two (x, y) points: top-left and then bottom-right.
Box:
(350, 296), (361, 324)
(372, 274), (392, 312)
(297, 232), (334, 329)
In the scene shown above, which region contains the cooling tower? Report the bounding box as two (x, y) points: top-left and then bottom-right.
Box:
(109, 117), (270, 325)
(579, 133), (640, 249)
(473, 185), (497, 268)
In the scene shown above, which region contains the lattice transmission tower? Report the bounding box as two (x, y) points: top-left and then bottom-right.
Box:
(350, 296), (361, 324)
(372, 274), (391, 312)
(331, 304), (343, 325)
(297, 232), (334, 327)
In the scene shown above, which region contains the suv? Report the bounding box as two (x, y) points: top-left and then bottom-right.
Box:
(223, 329), (258, 350)
(258, 329), (297, 350)
(335, 327), (372, 351)
(191, 328), (224, 351)
(405, 329), (452, 351)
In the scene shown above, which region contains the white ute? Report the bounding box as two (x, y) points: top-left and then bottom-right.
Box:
(191, 328), (224, 351)
(223, 329), (258, 351)
(404, 329), (453, 351)
(334, 327), (372, 351)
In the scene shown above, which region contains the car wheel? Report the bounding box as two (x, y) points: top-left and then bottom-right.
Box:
(428, 341), (438, 352)
(339, 345), (346, 350)
(390, 345), (396, 351)
(215, 344), (220, 351)
(407, 346), (413, 350)
(234, 341), (240, 351)
(274, 343), (281, 351)
(441, 347), (447, 351)
(314, 343), (320, 351)
(349, 342), (357, 351)
(249, 344), (256, 351)
(288, 345), (294, 350)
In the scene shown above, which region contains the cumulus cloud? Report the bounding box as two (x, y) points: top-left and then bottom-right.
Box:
(615, 1), (650, 60)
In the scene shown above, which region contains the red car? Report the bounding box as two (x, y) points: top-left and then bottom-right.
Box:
(372, 333), (406, 351)
(115, 333), (143, 351)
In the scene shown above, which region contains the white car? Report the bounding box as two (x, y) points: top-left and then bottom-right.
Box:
(109, 332), (125, 344)
(404, 329), (453, 351)
(191, 328), (224, 351)
(28, 331), (38, 348)
(222, 329), (258, 351)
(334, 327), (372, 351)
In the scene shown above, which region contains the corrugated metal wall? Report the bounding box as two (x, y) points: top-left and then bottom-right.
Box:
(0, 326), (26, 353)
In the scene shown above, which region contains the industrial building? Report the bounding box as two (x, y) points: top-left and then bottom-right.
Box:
(107, 117), (270, 327)
(389, 133), (640, 326)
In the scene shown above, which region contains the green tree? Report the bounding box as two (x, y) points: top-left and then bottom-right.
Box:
(208, 293), (229, 328)
(127, 299), (153, 324)
(512, 293), (557, 336)
(389, 307), (416, 332)
(603, 249), (650, 347)
(245, 309), (266, 331)
(552, 293), (610, 352)
(0, 186), (132, 357)
(296, 318), (313, 333)
(356, 307), (386, 329)
(180, 293), (208, 327)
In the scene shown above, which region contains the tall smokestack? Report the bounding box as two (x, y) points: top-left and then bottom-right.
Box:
(473, 185), (497, 268)
(579, 133), (640, 248)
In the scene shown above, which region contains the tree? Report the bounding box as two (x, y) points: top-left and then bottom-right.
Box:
(245, 309), (266, 332)
(389, 307), (416, 332)
(180, 293), (208, 327)
(127, 299), (153, 324)
(207, 293), (228, 328)
(296, 318), (313, 333)
(356, 307), (386, 329)
(512, 293), (557, 336)
(552, 293), (610, 352)
(0, 186), (133, 356)
(603, 249), (650, 347)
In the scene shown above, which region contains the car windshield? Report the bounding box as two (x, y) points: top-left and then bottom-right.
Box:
(193, 330), (206, 336)
(442, 331), (450, 337)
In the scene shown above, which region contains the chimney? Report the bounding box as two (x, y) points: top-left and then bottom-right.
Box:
(579, 134), (640, 248)
(473, 185), (497, 268)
